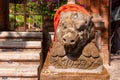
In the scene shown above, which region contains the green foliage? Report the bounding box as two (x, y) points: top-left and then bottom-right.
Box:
(9, 1), (42, 30)
(27, 0), (39, 14)
(9, 0), (81, 30)
(39, 0), (67, 19)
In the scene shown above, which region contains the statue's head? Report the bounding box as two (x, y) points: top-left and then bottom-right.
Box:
(56, 11), (94, 49)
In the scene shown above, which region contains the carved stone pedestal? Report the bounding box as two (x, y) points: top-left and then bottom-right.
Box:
(40, 53), (110, 80)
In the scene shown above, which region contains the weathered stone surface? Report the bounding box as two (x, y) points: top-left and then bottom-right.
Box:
(49, 11), (103, 69)
(40, 1), (110, 80)
(40, 56), (109, 80)
(40, 49), (109, 80)
(83, 42), (100, 58)
(50, 42), (103, 69)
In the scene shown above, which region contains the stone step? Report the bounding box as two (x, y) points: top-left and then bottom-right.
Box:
(0, 50), (41, 61)
(0, 38), (41, 41)
(0, 77), (38, 80)
(0, 41), (41, 49)
(0, 31), (42, 39)
(0, 62), (39, 77)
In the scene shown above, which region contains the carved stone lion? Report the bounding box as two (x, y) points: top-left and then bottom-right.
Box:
(49, 6), (103, 70)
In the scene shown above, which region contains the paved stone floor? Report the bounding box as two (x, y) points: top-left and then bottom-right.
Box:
(105, 55), (120, 80)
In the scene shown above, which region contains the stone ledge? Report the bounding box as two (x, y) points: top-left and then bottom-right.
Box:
(40, 66), (109, 80)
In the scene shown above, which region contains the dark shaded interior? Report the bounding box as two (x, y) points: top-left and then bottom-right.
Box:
(111, 0), (120, 54)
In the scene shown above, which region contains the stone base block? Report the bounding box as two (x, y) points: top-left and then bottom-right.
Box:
(40, 65), (110, 80)
(40, 52), (110, 80)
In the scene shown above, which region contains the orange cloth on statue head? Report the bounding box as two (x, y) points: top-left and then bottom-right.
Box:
(54, 4), (90, 33)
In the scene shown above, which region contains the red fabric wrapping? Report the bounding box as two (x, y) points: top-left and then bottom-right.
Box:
(51, 4), (90, 46)
(49, 4), (91, 50)
(54, 4), (90, 33)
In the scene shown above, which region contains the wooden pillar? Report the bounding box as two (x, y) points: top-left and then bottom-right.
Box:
(23, 0), (27, 31)
(0, 0), (9, 31)
(100, 0), (110, 65)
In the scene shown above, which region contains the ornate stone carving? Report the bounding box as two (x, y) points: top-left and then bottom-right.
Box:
(49, 5), (103, 70)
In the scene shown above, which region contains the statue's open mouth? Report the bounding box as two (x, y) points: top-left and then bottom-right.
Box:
(64, 38), (85, 60)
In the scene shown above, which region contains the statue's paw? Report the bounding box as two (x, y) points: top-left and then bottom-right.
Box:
(51, 42), (65, 57)
(83, 42), (100, 58)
